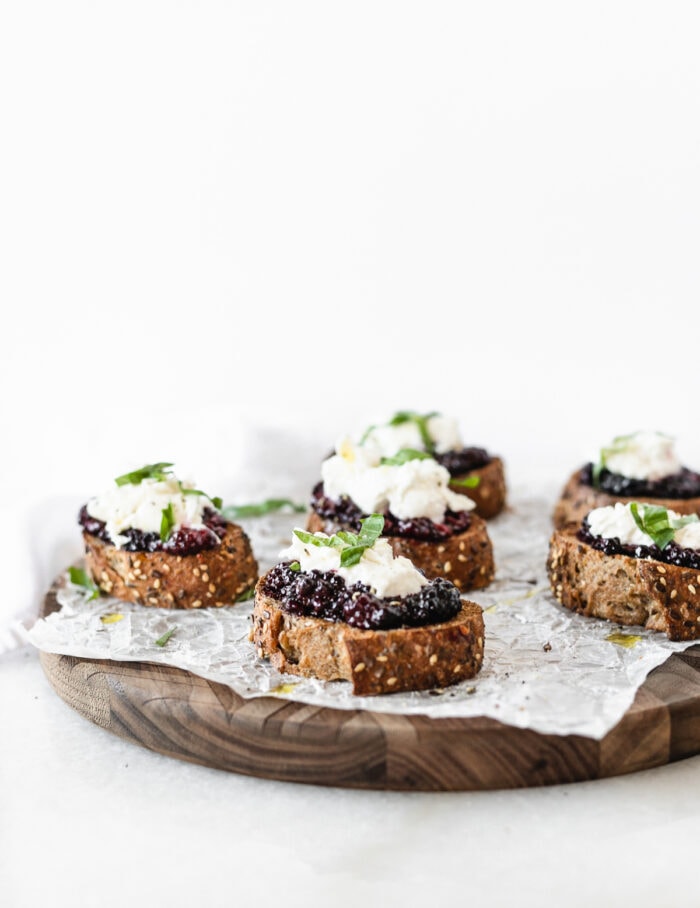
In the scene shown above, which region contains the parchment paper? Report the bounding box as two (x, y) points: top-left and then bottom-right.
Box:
(26, 487), (698, 740)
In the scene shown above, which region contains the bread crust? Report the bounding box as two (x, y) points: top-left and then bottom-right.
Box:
(547, 524), (700, 640)
(552, 467), (700, 529)
(449, 456), (507, 519)
(306, 511), (495, 592)
(83, 521), (259, 609)
(252, 580), (485, 695)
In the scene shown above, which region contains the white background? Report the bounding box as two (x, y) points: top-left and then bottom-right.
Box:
(2, 3), (700, 907)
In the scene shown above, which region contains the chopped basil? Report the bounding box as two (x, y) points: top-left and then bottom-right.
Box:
(389, 410), (439, 453)
(592, 434), (636, 487)
(181, 487), (223, 510)
(293, 514), (385, 568)
(155, 627), (177, 647)
(289, 561), (301, 572)
(68, 566), (100, 601)
(160, 503), (176, 542)
(222, 498), (306, 520)
(629, 502), (699, 550)
(450, 475), (481, 488)
(360, 410), (440, 452)
(115, 462), (174, 486)
(236, 587), (255, 602)
(380, 448), (433, 466)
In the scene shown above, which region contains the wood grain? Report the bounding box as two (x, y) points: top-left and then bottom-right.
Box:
(38, 585), (700, 790)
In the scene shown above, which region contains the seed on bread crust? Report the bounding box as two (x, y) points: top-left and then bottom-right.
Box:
(83, 521), (259, 609)
(547, 524), (700, 640)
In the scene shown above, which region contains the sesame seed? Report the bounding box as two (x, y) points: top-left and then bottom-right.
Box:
(453, 664), (462, 673)
(377, 655), (388, 662)
(670, 590), (677, 599)
(387, 677), (398, 686)
(101, 571), (109, 582)
(192, 599), (202, 608)
(152, 578), (161, 589)
(480, 566), (486, 574)
(657, 565), (667, 574)
(477, 637), (483, 647)
(659, 577), (667, 587)
(192, 568), (200, 577)
(161, 563), (170, 573)
(459, 542), (465, 551)
(209, 583), (216, 593)
(690, 584), (697, 595)
(475, 653), (482, 662)
(458, 554), (467, 562)
(202, 573), (210, 583)
(429, 654), (438, 665)
(354, 662), (366, 673)
(437, 546), (446, 554)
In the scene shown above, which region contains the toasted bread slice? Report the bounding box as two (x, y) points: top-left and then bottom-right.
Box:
(552, 467), (700, 529)
(83, 521), (259, 609)
(252, 580), (485, 695)
(449, 456), (507, 519)
(306, 511), (494, 592)
(547, 524), (700, 640)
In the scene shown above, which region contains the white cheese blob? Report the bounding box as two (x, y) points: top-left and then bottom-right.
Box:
(601, 431), (681, 480)
(361, 413), (463, 458)
(322, 436), (474, 522)
(280, 531), (428, 599)
(86, 475), (212, 548)
(586, 501), (700, 550)
(586, 502), (654, 546)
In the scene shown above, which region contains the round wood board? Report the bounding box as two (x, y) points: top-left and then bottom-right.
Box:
(38, 584), (700, 791)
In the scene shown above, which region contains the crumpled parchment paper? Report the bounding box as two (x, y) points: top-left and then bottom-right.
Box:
(26, 488), (698, 739)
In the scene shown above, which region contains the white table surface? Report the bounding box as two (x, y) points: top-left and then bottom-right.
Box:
(4, 642), (700, 908)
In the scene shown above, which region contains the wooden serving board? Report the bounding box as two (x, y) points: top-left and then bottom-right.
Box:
(39, 585), (700, 791)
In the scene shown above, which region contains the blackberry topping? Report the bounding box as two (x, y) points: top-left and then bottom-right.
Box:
(434, 446), (491, 475)
(309, 482), (472, 542)
(261, 563), (462, 630)
(577, 518), (700, 571)
(78, 505), (227, 555)
(580, 463), (700, 499)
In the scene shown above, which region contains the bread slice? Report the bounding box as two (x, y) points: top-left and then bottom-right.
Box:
(306, 511), (495, 592)
(83, 521), (259, 609)
(547, 524), (700, 640)
(252, 580), (485, 695)
(552, 467), (700, 529)
(449, 456), (507, 519)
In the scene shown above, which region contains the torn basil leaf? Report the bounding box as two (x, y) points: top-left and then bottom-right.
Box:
(222, 498), (306, 520)
(450, 475), (481, 488)
(629, 502), (699, 549)
(154, 627), (177, 647)
(115, 462), (174, 486)
(160, 503), (176, 542)
(68, 566), (100, 601)
(380, 448), (433, 466)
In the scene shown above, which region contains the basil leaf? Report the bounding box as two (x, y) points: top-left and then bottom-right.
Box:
(339, 514), (385, 567)
(154, 627), (177, 647)
(68, 566), (100, 601)
(389, 411), (439, 453)
(289, 561), (301, 572)
(450, 475), (481, 489)
(293, 528), (330, 548)
(380, 448), (433, 466)
(593, 434), (637, 486)
(236, 587), (255, 602)
(115, 462), (174, 486)
(629, 502), (685, 549)
(160, 503), (176, 542)
(181, 487), (223, 510)
(222, 498), (306, 520)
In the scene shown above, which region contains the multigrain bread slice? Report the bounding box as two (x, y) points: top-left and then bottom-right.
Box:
(552, 467), (700, 529)
(83, 521), (259, 609)
(547, 523), (700, 640)
(306, 511), (495, 592)
(449, 456), (507, 519)
(252, 582), (485, 695)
